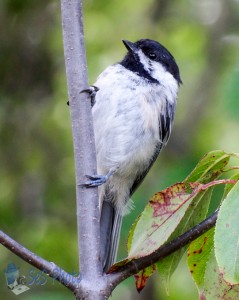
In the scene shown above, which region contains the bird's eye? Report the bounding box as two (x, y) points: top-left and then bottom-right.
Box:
(148, 52), (157, 60)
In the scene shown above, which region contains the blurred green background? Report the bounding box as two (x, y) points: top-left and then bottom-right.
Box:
(0, 0), (239, 299)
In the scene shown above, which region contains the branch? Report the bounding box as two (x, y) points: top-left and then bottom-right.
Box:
(60, 0), (101, 275)
(0, 230), (77, 292)
(108, 210), (218, 287)
(60, 1), (107, 298)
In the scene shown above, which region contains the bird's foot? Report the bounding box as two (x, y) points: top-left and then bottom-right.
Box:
(81, 85), (99, 106)
(67, 86), (99, 106)
(83, 170), (113, 187)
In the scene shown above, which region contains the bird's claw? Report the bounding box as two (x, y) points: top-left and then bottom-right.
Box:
(67, 86), (99, 106)
(81, 85), (99, 106)
(82, 170), (113, 187)
(81, 85), (99, 95)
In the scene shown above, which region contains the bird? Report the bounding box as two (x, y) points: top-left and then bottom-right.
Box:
(84, 38), (182, 272)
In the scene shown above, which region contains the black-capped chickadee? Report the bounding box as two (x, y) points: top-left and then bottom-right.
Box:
(84, 39), (182, 272)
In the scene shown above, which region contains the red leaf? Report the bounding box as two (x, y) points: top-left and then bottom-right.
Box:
(134, 265), (156, 293)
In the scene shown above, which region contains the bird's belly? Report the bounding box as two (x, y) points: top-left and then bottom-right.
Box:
(96, 116), (158, 179)
(93, 84), (161, 178)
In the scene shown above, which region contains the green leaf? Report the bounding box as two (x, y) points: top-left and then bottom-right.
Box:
(214, 179), (239, 284)
(185, 150), (230, 183)
(187, 227), (214, 288)
(201, 248), (239, 300)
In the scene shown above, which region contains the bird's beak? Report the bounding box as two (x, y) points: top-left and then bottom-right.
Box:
(122, 40), (138, 53)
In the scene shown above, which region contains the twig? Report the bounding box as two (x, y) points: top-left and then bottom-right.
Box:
(0, 230), (77, 292)
(108, 210), (218, 287)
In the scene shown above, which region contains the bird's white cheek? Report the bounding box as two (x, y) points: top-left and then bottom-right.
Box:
(151, 61), (165, 76)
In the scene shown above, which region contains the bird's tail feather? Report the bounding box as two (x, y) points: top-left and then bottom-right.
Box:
(100, 200), (122, 272)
